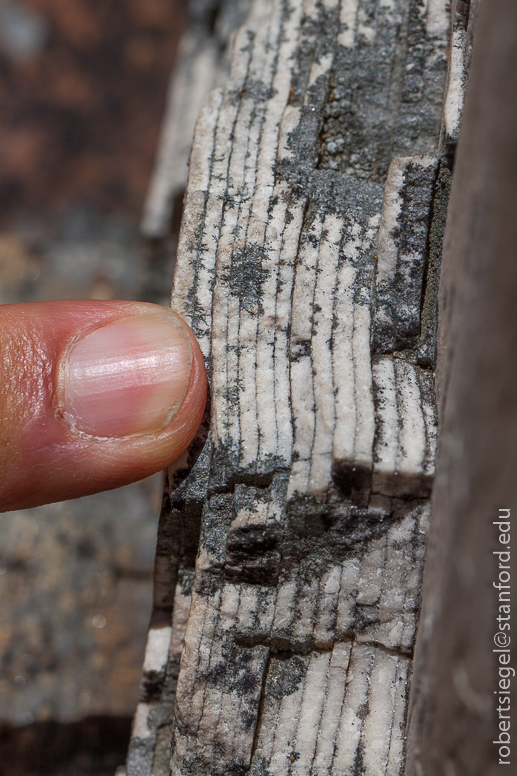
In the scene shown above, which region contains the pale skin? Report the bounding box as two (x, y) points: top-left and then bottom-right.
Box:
(0, 300), (207, 512)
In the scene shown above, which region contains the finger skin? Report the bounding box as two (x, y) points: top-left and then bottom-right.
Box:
(0, 301), (207, 512)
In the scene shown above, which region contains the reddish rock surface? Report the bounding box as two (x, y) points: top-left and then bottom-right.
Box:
(0, 0), (186, 222)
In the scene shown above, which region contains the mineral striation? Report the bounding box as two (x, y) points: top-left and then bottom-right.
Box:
(125, 1), (471, 774)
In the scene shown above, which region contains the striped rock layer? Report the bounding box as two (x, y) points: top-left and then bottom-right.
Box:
(126, 0), (470, 774)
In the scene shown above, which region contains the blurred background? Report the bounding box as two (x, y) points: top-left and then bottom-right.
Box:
(0, 0), (186, 772)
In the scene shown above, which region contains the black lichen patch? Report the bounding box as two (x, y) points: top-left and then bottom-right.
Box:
(372, 159), (438, 356)
(198, 493), (235, 568)
(320, 505), (396, 552)
(178, 752), (249, 776)
(227, 525), (278, 555)
(417, 161), (452, 367)
(208, 446), (289, 503)
(201, 642), (268, 703)
(331, 460), (372, 498)
(283, 499), (396, 567)
(353, 606), (380, 634)
(352, 741), (366, 776)
(319, 0), (447, 184)
(306, 169), (383, 221)
(194, 569), (222, 597)
(225, 524), (281, 585)
(224, 244), (269, 313)
(242, 78), (277, 103)
(318, 0), (409, 183)
(265, 654), (308, 699)
(248, 755), (275, 776)
(178, 567), (196, 597)
(289, 3), (339, 107)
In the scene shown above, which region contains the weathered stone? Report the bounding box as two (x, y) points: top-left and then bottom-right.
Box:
(126, 1), (471, 774)
(0, 479), (161, 727)
(141, 0), (253, 239)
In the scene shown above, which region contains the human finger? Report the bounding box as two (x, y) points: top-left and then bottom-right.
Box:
(0, 300), (207, 512)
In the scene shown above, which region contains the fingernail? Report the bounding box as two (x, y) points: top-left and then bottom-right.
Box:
(61, 311), (193, 437)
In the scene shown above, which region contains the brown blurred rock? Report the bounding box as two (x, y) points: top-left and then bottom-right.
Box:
(0, 715), (133, 776)
(0, 0), (187, 222)
(0, 476), (163, 726)
(0, 3), (187, 774)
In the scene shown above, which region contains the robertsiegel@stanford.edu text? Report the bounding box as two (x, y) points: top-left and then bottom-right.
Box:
(493, 508), (512, 766)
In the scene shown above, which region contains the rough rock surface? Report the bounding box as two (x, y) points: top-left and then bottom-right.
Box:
(0, 480), (160, 728)
(125, 0), (470, 774)
(142, 0), (253, 239)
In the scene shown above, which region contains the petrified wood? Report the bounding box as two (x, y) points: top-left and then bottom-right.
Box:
(125, 1), (470, 774)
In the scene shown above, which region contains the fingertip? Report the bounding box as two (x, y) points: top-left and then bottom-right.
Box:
(0, 301), (207, 511)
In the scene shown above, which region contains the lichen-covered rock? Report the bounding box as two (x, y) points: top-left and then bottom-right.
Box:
(126, 0), (470, 774)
